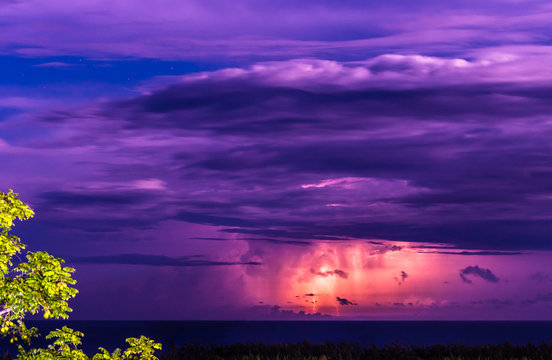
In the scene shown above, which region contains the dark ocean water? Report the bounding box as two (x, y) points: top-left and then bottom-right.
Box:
(1, 321), (552, 354)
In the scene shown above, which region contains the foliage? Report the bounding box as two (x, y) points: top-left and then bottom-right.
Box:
(17, 327), (88, 360)
(0, 190), (161, 359)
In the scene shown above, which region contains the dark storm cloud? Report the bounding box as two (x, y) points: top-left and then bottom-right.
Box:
(71, 253), (262, 266)
(192, 237), (312, 246)
(40, 191), (151, 207)
(367, 243), (403, 255)
(221, 220), (552, 251)
(47, 217), (159, 233)
(184, 136), (552, 198)
(174, 211), (265, 228)
(419, 250), (523, 256)
(4, 0), (552, 322)
(3, 0), (552, 62)
(220, 228), (348, 241)
(33, 189), (170, 233)
(22, 55), (552, 251)
(336, 297), (357, 306)
(459, 265), (499, 284)
(245, 238), (312, 246)
(122, 84), (545, 131)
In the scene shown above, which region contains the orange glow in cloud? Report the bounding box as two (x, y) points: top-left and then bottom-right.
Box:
(284, 241), (423, 315)
(240, 238), (540, 319)
(244, 240), (433, 316)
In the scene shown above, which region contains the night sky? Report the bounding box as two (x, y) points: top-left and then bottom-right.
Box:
(1, 0), (552, 320)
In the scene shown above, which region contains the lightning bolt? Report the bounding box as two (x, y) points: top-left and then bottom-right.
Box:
(312, 288), (317, 313)
(319, 277), (339, 316)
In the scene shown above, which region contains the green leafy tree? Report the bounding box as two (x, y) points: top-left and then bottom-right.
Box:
(0, 190), (162, 359)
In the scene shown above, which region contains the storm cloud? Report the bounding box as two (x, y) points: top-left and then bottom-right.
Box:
(7, 53), (549, 253)
(72, 254), (262, 267)
(2, 0), (552, 61)
(2, 0), (552, 321)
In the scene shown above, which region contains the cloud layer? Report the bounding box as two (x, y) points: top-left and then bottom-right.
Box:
(3, 6), (552, 318)
(2, 0), (552, 60)
(72, 253), (262, 267)
(9, 53), (552, 252)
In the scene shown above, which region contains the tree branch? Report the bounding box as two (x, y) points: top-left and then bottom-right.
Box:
(0, 308), (11, 316)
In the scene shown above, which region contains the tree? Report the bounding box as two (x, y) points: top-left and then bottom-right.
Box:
(0, 190), (161, 359)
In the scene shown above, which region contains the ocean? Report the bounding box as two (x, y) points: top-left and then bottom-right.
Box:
(1, 321), (552, 354)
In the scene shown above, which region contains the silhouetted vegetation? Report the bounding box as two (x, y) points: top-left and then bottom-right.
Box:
(154, 340), (552, 360)
(2, 339), (552, 359)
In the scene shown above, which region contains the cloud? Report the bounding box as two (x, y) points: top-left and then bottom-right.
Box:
(1, 1), (552, 60)
(167, 52), (552, 90)
(40, 190), (152, 207)
(470, 298), (514, 307)
(419, 250), (523, 256)
(310, 268), (349, 279)
(174, 210), (270, 228)
(370, 243), (403, 255)
(459, 265), (499, 284)
(5, 1), (552, 321)
(336, 297), (357, 306)
(71, 253), (262, 267)
(192, 237), (312, 246)
(522, 293), (552, 305)
(333, 269), (348, 279)
(6, 53), (552, 252)
(394, 270), (409, 285)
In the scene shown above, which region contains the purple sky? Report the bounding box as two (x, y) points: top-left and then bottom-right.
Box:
(1, 0), (552, 320)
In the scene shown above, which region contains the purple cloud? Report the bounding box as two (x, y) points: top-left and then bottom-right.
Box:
(3, 0), (552, 321)
(459, 265), (499, 284)
(71, 253), (262, 267)
(4, 54), (552, 253)
(419, 250), (523, 256)
(2, 1), (552, 60)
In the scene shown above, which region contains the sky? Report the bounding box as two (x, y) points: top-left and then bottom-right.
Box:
(1, 0), (552, 320)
